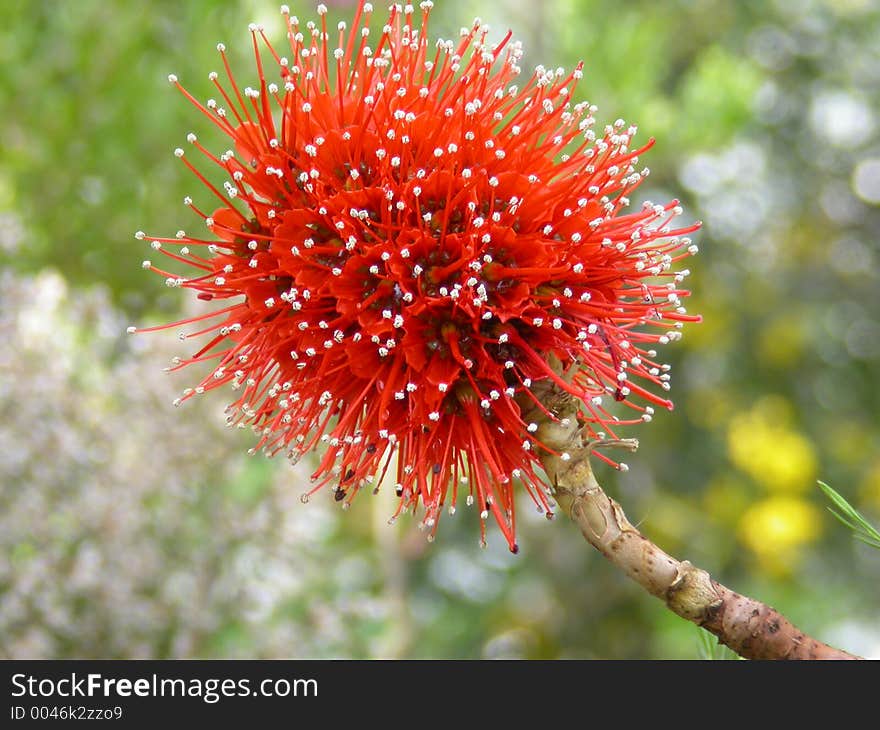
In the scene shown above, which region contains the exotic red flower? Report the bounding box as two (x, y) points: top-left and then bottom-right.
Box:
(134, 0), (700, 552)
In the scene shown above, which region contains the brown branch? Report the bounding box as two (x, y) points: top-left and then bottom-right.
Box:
(523, 380), (859, 660)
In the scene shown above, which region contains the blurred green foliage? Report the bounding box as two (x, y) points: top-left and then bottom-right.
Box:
(1, 0), (879, 658)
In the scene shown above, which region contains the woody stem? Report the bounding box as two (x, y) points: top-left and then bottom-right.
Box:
(523, 379), (859, 660)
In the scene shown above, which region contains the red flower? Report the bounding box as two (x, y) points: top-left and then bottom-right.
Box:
(135, 1), (700, 552)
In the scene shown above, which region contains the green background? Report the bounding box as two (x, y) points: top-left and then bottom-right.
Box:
(1, 0), (879, 658)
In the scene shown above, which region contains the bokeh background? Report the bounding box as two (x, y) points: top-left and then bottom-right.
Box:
(1, 0), (879, 659)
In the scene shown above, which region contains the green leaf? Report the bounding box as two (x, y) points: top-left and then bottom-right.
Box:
(818, 481), (880, 550)
(696, 628), (740, 660)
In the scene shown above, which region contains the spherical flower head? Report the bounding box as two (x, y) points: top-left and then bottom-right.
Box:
(137, 1), (700, 552)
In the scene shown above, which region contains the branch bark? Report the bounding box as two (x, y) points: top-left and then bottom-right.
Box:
(523, 380), (859, 660)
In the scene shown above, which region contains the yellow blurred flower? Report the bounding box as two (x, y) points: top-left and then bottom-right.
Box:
(727, 396), (817, 492)
(738, 496), (823, 575)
